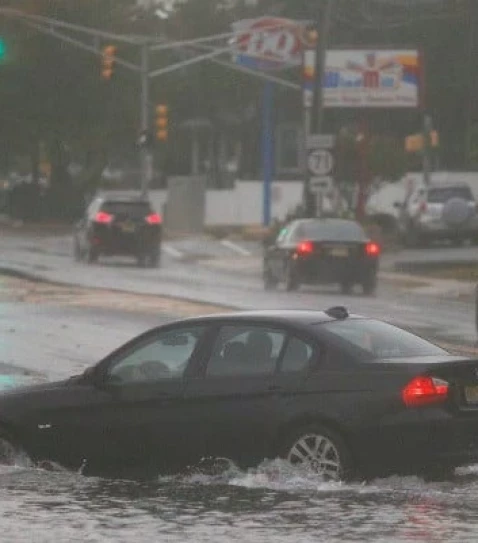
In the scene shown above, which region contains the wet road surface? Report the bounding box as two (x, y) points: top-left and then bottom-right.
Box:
(0, 232), (477, 347)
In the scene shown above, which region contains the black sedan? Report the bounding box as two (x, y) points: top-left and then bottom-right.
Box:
(263, 218), (380, 294)
(0, 308), (477, 481)
(74, 195), (162, 267)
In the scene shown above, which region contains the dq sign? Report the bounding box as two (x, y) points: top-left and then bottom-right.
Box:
(231, 17), (313, 71)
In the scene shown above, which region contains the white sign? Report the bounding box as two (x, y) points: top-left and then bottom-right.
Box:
(308, 149), (334, 176)
(310, 176), (333, 193)
(231, 17), (311, 71)
(323, 49), (420, 108)
(307, 134), (336, 149)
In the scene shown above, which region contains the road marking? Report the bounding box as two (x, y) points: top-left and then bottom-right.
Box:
(220, 239), (252, 256)
(162, 244), (184, 258)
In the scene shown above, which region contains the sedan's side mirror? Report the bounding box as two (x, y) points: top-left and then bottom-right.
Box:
(393, 201), (403, 209)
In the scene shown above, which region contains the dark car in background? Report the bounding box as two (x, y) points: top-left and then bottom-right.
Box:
(73, 195), (162, 267)
(0, 307), (477, 482)
(263, 218), (380, 295)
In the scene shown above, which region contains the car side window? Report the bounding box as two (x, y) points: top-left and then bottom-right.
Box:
(206, 325), (286, 377)
(107, 326), (205, 384)
(276, 227), (288, 245)
(280, 337), (314, 373)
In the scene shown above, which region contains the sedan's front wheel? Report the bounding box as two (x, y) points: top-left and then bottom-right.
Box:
(263, 264), (278, 290)
(280, 424), (353, 481)
(0, 435), (31, 467)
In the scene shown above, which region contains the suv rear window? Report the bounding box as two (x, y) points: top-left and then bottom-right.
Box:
(320, 319), (446, 359)
(101, 201), (152, 218)
(299, 220), (367, 242)
(427, 186), (473, 203)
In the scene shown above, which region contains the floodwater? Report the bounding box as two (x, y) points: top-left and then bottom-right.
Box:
(2, 277), (478, 542)
(2, 460), (478, 543)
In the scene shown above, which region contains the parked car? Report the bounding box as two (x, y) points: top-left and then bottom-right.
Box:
(396, 182), (478, 246)
(73, 195), (162, 267)
(263, 218), (380, 295)
(0, 307), (475, 481)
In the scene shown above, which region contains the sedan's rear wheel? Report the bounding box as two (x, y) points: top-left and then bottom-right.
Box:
(86, 245), (99, 264)
(148, 249), (160, 268)
(340, 282), (352, 295)
(73, 239), (82, 262)
(280, 424), (353, 481)
(362, 275), (377, 296)
(285, 261), (299, 292)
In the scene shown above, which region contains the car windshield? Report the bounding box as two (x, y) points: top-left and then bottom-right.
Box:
(101, 202), (152, 218)
(427, 187), (473, 203)
(320, 319), (447, 359)
(299, 220), (367, 242)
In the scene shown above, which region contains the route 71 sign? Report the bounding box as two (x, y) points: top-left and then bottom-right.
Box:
(308, 148), (334, 176)
(307, 134), (336, 194)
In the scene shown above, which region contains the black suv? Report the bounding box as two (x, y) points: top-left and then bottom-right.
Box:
(74, 195), (162, 267)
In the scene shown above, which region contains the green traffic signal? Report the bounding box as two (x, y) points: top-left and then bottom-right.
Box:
(0, 39), (7, 60)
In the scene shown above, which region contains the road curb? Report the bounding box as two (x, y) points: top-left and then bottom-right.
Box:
(0, 265), (238, 313)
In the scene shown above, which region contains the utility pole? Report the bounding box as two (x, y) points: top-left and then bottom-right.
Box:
(315, 0), (333, 136)
(423, 114), (433, 186)
(304, 0), (334, 217)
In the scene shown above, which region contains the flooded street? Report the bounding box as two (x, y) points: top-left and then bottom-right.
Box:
(2, 461), (478, 542)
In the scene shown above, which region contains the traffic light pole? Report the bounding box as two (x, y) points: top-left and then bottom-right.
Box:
(0, 9), (304, 200)
(140, 42), (152, 198)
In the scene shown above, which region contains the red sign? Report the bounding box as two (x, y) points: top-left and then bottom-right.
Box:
(232, 17), (312, 71)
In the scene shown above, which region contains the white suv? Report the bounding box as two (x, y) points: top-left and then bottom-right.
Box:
(397, 182), (478, 246)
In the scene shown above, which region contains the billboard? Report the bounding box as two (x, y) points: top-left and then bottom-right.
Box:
(323, 50), (421, 108)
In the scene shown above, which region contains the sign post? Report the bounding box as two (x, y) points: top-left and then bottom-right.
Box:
(232, 17), (313, 226)
(307, 134), (336, 216)
(262, 81), (275, 227)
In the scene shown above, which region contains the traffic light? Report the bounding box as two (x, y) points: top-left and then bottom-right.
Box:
(155, 104), (168, 142)
(101, 44), (117, 80)
(0, 38), (7, 61)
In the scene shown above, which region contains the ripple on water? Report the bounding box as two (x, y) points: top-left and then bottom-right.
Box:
(0, 460), (477, 542)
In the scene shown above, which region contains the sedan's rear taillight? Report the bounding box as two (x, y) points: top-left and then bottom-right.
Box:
(94, 211), (113, 224)
(402, 376), (449, 407)
(419, 201), (428, 214)
(365, 242), (380, 257)
(296, 240), (314, 255)
(146, 213), (162, 225)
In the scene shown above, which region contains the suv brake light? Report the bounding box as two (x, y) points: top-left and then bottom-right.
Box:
(95, 211), (113, 224)
(296, 240), (314, 255)
(419, 201), (427, 213)
(365, 242), (380, 257)
(145, 213), (162, 225)
(402, 376), (449, 407)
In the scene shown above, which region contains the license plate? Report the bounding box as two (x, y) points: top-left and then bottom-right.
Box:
(465, 385), (478, 404)
(330, 247), (349, 257)
(120, 222), (136, 233)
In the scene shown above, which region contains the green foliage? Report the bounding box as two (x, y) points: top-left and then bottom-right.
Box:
(367, 135), (406, 182)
